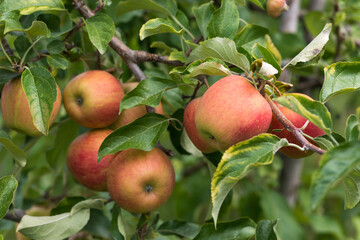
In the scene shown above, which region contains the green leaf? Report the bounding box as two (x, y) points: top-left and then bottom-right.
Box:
(171, 57), (231, 78)
(0, 0), (65, 15)
(211, 134), (288, 226)
(119, 78), (177, 112)
(344, 167), (360, 209)
(310, 141), (360, 209)
(0, 11), (23, 35)
(24, 21), (50, 39)
(98, 113), (169, 161)
(116, 207), (137, 240)
(157, 220), (201, 239)
(194, 218), (256, 240)
(70, 199), (106, 215)
(85, 13), (115, 54)
(346, 115), (360, 142)
(249, 0), (265, 9)
(320, 62), (360, 103)
(273, 93), (332, 134)
(187, 37), (250, 73)
(21, 67), (57, 135)
(0, 175), (18, 219)
(0, 234), (3, 240)
(17, 210), (90, 240)
(116, 0), (177, 17)
(46, 54), (68, 70)
(139, 18), (183, 40)
(192, 2), (215, 39)
(168, 50), (187, 62)
(0, 130), (26, 167)
(255, 219), (279, 240)
(260, 190), (304, 240)
(47, 40), (65, 54)
(207, 0), (239, 39)
(46, 120), (78, 172)
(284, 23), (332, 68)
(234, 24), (269, 51)
(252, 43), (281, 75)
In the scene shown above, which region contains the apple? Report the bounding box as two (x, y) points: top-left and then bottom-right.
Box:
(1, 78), (62, 137)
(183, 98), (217, 153)
(111, 82), (164, 129)
(195, 75), (273, 151)
(266, 0), (288, 18)
(268, 94), (326, 158)
(67, 129), (117, 191)
(107, 148), (175, 213)
(63, 70), (124, 129)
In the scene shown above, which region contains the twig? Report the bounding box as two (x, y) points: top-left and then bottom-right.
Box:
(156, 142), (175, 157)
(63, 19), (85, 42)
(93, 0), (104, 14)
(265, 94), (326, 155)
(4, 209), (26, 222)
(72, 0), (183, 82)
(186, 35), (203, 56)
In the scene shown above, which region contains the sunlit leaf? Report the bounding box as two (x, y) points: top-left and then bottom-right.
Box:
(211, 134), (288, 225)
(0, 175), (18, 219)
(320, 62), (360, 103)
(139, 18), (183, 40)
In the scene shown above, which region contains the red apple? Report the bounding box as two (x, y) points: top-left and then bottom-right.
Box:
(1, 78), (62, 136)
(268, 94), (326, 158)
(67, 129), (117, 191)
(266, 0), (288, 18)
(111, 82), (164, 129)
(63, 70), (124, 129)
(183, 98), (217, 153)
(107, 148), (175, 213)
(195, 75), (273, 151)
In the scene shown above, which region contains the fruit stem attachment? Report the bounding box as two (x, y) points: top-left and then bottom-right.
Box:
(264, 94), (326, 155)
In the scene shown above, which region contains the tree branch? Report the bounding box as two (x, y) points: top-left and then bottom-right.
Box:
(72, 0), (183, 82)
(4, 209), (26, 223)
(265, 94), (326, 155)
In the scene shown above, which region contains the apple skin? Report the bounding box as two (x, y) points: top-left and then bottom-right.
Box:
(266, 0), (288, 18)
(1, 78), (62, 137)
(67, 129), (117, 191)
(183, 98), (217, 153)
(268, 95), (326, 158)
(111, 82), (164, 129)
(63, 70), (124, 129)
(107, 148), (175, 213)
(195, 75), (273, 151)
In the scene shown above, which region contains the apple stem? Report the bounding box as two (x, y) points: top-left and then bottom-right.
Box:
(265, 94), (326, 155)
(265, 80), (283, 96)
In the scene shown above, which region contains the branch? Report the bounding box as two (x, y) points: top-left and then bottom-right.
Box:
(265, 94), (326, 155)
(72, 0), (183, 82)
(4, 209), (26, 222)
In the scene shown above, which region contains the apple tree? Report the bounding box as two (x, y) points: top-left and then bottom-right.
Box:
(1, 0), (360, 239)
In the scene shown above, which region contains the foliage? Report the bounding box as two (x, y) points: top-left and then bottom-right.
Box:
(1, 0), (360, 239)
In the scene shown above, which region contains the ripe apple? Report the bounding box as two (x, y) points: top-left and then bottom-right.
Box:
(63, 70), (124, 129)
(67, 129), (117, 191)
(111, 82), (164, 128)
(183, 98), (217, 153)
(268, 94), (326, 158)
(266, 0), (288, 18)
(107, 148), (175, 213)
(1, 78), (62, 137)
(195, 75), (273, 151)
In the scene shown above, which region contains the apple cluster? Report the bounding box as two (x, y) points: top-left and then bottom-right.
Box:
(183, 75), (325, 159)
(0, 71), (175, 214)
(62, 70), (175, 214)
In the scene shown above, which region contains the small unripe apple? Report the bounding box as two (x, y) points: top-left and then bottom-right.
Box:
(111, 82), (164, 128)
(268, 94), (326, 158)
(195, 75), (273, 151)
(67, 129), (117, 191)
(266, 0), (288, 18)
(1, 78), (62, 136)
(183, 98), (217, 153)
(63, 70), (124, 129)
(107, 148), (175, 213)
